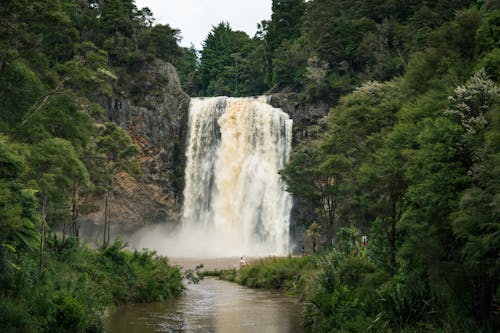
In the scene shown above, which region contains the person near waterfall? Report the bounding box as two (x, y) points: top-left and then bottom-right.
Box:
(240, 256), (246, 268)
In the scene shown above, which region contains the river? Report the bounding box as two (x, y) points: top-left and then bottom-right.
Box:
(105, 277), (304, 333)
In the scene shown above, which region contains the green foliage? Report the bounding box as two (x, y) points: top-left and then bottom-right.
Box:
(0, 1), (188, 332)
(0, 297), (40, 333)
(202, 268), (237, 282)
(375, 280), (442, 331)
(303, 249), (388, 332)
(0, 241), (184, 333)
(272, 38), (308, 89)
(266, 0), (306, 51)
(281, 5), (499, 331)
(184, 264), (205, 284)
(189, 0), (480, 97)
(96, 122), (139, 178)
(98, 241), (184, 303)
(236, 256), (315, 295)
(0, 137), (39, 252)
(139, 24), (182, 63)
(174, 46), (199, 95)
(21, 96), (94, 148)
(1, 1), (499, 332)
(0, 61), (45, 131)
(198, 22), (264, 96)
(27, 138), (87, 201)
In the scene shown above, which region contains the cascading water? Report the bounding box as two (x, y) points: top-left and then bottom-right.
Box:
(181, 96), (293, 256)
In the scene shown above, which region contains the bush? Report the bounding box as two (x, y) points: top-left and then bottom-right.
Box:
(202, 268), (237, 282)
(0, 240), (184, 333)
(0, 297), (40, 333)
(237, 256), (315, 296)
(303, 250), (388, 332)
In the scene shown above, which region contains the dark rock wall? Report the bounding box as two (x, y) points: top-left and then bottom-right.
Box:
(84, 60), (190, 231)
(268, 93), (331, 145)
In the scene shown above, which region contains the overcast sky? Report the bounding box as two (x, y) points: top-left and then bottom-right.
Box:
(134, 0), (273, 49)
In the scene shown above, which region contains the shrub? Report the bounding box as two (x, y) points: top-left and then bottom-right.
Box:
(0, 297), (40, 333)
(303, 250), (388, 332)
(0, 240), (184, 332)
(237, 256), (315, 295)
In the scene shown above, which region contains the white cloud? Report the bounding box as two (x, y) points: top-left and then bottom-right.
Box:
(134, 0), (272, 49)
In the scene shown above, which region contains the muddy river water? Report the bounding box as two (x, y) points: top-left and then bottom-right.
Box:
(105, 277), (304, 333)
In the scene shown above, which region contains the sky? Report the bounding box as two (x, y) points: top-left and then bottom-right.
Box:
(134, 0), (273, 49)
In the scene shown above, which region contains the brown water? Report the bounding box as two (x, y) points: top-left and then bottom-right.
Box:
(105, 278), (304, 333)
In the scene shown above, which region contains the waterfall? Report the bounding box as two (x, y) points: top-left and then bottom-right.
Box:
(182, 96), (293, 256)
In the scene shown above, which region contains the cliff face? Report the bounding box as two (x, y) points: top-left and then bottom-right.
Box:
(84, 59), (190, 233)
(268, 93), (331, 145)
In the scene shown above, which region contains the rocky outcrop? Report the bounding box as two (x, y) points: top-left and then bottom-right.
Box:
(268, 93), (331, 145)
(84, 59), (190, 233)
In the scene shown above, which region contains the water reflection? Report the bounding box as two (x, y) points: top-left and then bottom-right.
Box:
(105, 278), (304, 333)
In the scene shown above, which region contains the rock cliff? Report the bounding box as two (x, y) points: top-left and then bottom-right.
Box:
(268, 93), (331, 145)
(83, 59), (190, 234)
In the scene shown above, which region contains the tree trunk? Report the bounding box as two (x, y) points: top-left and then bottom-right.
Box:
(70, 184), (78, 238)
(390, 216), (396, 271)
(62, 218), (67, 243)
(39, 195), (48, 274)
(106, 189), (112, 245)
(103, 190), (109, 248)
(389, 197), (401, 274)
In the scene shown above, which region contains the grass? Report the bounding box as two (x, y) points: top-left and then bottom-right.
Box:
(202, 255), (317, 297)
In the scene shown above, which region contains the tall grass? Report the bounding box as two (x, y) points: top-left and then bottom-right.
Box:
(202, 256), (317, 297)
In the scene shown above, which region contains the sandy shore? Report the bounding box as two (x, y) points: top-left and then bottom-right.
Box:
(170, 256), (299, 270)
(170, 257), (242, 270)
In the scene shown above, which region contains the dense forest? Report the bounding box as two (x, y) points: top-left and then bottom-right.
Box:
(192, 0), (499, 331)
(0, 0), (188, 332)
(0, 0), (498, 332)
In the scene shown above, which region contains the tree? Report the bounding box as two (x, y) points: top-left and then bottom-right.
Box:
(272, 38), (308, 89)
(0, 137), (39, 256)
(446, 69), (499, 324)
(96, 123), (139, 248)
(306, 222), (321, 253)
(0, 61), (44, 132)
(175, 45), (199, 95)
(139, 24), (182, 63)
(263, 0), (306, 85)
(99, 0), (137, 37)
(198, 22), (253, 96)
(281, 142), (344, 244)
(19, 96), (94, 147)
(27, 138), (87, 272)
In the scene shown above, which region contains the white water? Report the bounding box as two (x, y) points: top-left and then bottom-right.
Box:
(173, 96), (293, 257)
